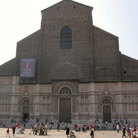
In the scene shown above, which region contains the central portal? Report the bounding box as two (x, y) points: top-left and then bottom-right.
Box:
(103, 105), (111, 123)
(22, 106), (29, 120)
(59, 98), (71, 123)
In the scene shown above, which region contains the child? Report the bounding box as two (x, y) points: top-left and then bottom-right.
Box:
(6, 128), (10, 137)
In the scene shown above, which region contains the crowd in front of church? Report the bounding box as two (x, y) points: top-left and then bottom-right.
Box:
(2, 117), (138, 138)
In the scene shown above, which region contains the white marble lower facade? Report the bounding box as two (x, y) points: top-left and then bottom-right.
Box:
(0, 76), (138, 124)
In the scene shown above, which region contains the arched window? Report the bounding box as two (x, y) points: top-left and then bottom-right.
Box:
(60, 26), (72, 49)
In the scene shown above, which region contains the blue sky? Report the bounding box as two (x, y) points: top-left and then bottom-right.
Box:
(0, 0), (138, 65)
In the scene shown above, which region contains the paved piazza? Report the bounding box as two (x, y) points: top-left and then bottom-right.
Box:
(0, 128), (123, 138)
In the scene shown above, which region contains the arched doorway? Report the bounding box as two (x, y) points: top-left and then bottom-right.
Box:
(102, 98), (112, 123)
(59, 87), (71, 123)
(21, 99), (30, 121)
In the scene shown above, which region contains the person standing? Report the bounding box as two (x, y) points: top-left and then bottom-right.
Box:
(57, 122), (60, 131)
(11, 125), (16, 137)
(90, 127), (94, 138)
(66, 125), (70, 137)
(43, 124), (47, 135)
(116, 123), (120, 133)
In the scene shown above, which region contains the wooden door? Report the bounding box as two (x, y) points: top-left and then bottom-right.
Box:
(22, 106), (29, 120)
(59, 98), (71, 123)
(103, 106), (111, 123)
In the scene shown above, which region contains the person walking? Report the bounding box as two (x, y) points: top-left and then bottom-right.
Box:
(122, 125), (126, 138)
(90, 127), (94, 138)
(6, 128), (10, 137)
(126, 126), (131, 138)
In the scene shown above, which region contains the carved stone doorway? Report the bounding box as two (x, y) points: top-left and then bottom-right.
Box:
(59, 98), (71, 123)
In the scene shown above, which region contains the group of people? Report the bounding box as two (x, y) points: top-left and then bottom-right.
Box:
(114, 122), (137, 138)
(8, 119), (138, 138)
(122, 125), (137, 138)
(6, 123), (25, 137)
(65, 124), (94, 138)
(5, 121), (96, 138)
(5, 122), (50, 137)
(29, 123), (48, 136)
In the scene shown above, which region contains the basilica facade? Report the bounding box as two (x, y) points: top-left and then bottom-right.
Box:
(0, 0), (138, 124)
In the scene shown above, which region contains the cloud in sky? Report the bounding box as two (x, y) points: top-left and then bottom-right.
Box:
(0, 0), (138, 65)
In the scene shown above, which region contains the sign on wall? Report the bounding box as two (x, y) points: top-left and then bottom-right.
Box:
(20, 59), (35, 77)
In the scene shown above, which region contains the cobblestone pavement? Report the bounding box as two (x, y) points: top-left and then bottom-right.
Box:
(0, 128), (122, 138)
